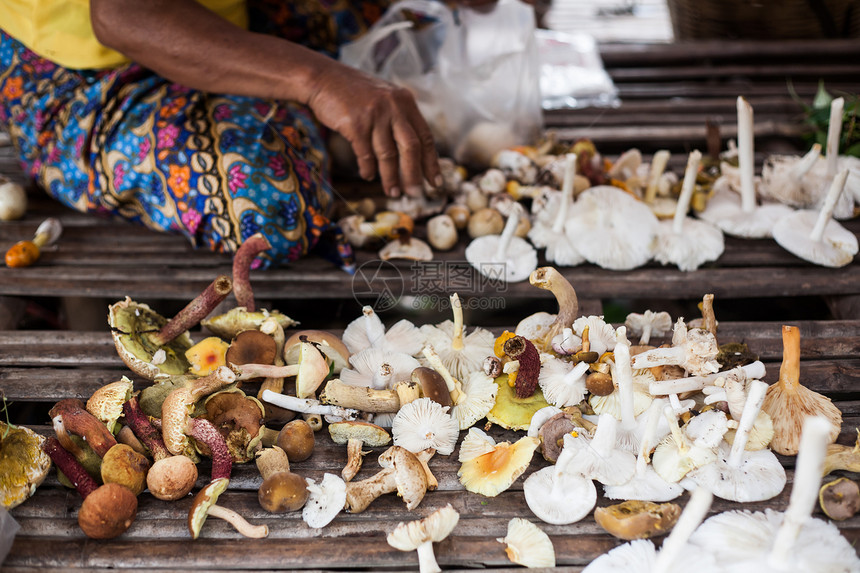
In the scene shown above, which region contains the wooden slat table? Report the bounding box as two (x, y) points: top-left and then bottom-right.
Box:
(3, 320), (860, 571)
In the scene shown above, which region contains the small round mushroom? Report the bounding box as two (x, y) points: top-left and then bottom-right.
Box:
(819, 477), (860, 521)
(0, 178), (27, 221)
(225, 330), (277, 377)
(100, 444), (150, 496)
(426, 214), (458, 251)
(387, 504), (460, 573)
(594, 500), (682, 540)
(277, 419), (316, 463)
(467, 208), (504, 239)
(411, 367), (454, 409)
(188, 478), (268, 539)
(444, 204), (470, 230)
(256, 446), (309, 513)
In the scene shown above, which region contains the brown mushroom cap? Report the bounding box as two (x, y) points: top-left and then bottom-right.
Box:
(284, 330), (351, 374)
(537, 413), (577, 462)
(277, 419), (316, 463)
(203, 389), (265, 463)
(328, 421), (392, 447)
(188, 478), (229, 539)
(594, 499), (681, 540)
(586, 372), (614, 396)
(380, 446), (428, 511)
(147, 455), (198, 501)
(820, 477), (860, 521)
(258, 471), (309, 513)
(226, 330), (277, 371)
(100, 444), (150, 496)
(78, 483), (138, 539)
(411, 367), (453, 409)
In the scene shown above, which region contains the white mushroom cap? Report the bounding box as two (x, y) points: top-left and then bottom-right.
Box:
(564, 185), (659, 270)
(624, 310), (673, 345)
(515, 312), (557, 342)
(652, 406), (719, 483)
(378, 236), (433, 262)
(465, 204), (538, 283)
(527, 153), (585, 267)
(773, 169), (859, 268)
(523, 439), (598, 525)
(419, 302), (495, 381)
(538, 356), (589, 408)
(302, 473), (347, 529)
(458, 427), (497, 462)
(497, 518), (556, 568)
(392, 398), (459, 456)
(387, 504), (460, 573)
(564, 415), (636, 486)
(759, 144), (823, 207)
(342, 306), (425, 356)
(697, 177), (794, 238)
(572, 315), (617, 356)
(451, 371), (498, 431)
(340, 347), (421, 390)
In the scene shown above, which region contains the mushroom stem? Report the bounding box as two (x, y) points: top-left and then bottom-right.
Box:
(825, 97), (845, 179)
(644, 150), (671, 204)
(414, 449), (438, 491)
(344, 467), (397, 513)
(421, 346), (463, 404)
(653, 488), (713, 573)
(637, 399), (665, 471)
(777, 325), (801, 392)
(395, 381), (421, 407)
(768, 416), (833, 569)
(494, 206), (520, 260)
(649, 361), (765, 395)
(122, 397), (171, 461)
(810, 169), (849, 242)
(415, 540), (441, 573)
(232, 233), (271, 312)
(190, 366), (237, 398)
(613, 332), (636, 432)
(256, 446), (290, 480)
(528, 267), (580, 353)
(320, 379), (400, 413)
(671, 150), (702, 235)
(700, 293), (717, 337)
(343, 439), (367, 482)
(592, 414), (620, 457)
(450, 293), (465, 352)
(551, 153), (577, 234)
(261, 389), (360, 420)
(236, 363), (300, 381)
(206, 504), (269, 538)
(259, 317), (286, 396)
(736, 96), (757, 213)
(151, 275), (233, 346)
(49, 399), (118, 458)
(664, 406), (688, 455)
(726, 379), (767, 468)
(792, 143), (822, 179)
(188, 417), (233, 481)
(42, 436), (99, 498)
(116, 426), (148, 456)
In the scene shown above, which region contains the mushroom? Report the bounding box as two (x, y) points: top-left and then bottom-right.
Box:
(564, 414), (636, 486)
(467, 207), (504, 238)
(256, 446), (308, 513)
(426, 214), (458, 251)
(340, 347), (420, 391)
(85, 377), (135, 434)
(202, 388), (266, 463)
(594, 500), (681, 541)
(302, 473), (347, 529)
(201, 306), (297, 340)
(583, 487), (717, 573)
(772, 168), (859, 267)
(522, 432), (597, 525)
(497, 518), (556, 569)
(0, 422), (51, 509)
(100, 443), (150, 496)
(188, 478), (268, 539)
(515, 267), (580, 353)
(697, 98), (793, 238)
(342, 306), (424, 356)
(535, 410), (577, 462)
(275, 418), (316, 463)
(320, 378), (401, 413)
(328, 420), (390, 481)
(630, 319), (720, 376)
(225, 330), (277, 380)
(260, 390), (360, 421)
(465, 203), (537, 283)
(611, 328), (652, 454)
(122, 396), (198, 501)
(387, 504), (459, 573)
(284, 330), (351, 375)
(109, 276), (233, 379)
(5, 217), (62, 268)
(625, 310), (672, 346)
(563, 185), (659, 270)
(339, 211), (414, 248)
(493, 149), (539, 183)
(538, 355), (589, 408)
(49, 398), (119, 461)
(485, 364), (551, 432)
(822, 432), (860, 476)
(819, 477), (860, 521)
(573, 315), (617, 357)
(185, 336), (230, 376)
(344, 446), (428, 513)
(421, 345), (497, 431)
(231, 233), (271, 311)
(445, 204), (470, 230)
(41, 436), (137, 539)
(392, 398), (459, 456)
(654, 150), (725, 271)
(527, 153), (584, 267)
(643, 149), (671, 205)
(761, 325), (842, 455)
(652, 406), (719, 484)
(419, 293), (495, 381)
(379, 228), (433, 262)
(684, 380), (786, 502)
(759, 144), (823, 207)
(0, 177), (26, 221)
(687, 416), (860, 572)
(457, 428), (539, 497)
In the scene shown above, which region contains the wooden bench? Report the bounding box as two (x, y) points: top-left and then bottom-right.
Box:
(3, 320), (860, 571)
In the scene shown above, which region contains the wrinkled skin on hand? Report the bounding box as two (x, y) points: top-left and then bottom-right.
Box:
(308, 64), (441, 199)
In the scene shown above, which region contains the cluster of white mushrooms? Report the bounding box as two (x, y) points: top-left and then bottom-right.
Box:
(339, 95), (859, 275)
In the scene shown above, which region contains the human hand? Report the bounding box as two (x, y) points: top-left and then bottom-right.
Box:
(307, 62), (441, 198)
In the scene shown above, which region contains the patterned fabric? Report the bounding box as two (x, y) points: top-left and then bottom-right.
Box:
(0, 0), (391, 270)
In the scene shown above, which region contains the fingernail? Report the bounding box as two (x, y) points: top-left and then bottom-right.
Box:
(434, 174), (444, 187)
(406, 185), (424, 197)
(389, 186), (400, 197)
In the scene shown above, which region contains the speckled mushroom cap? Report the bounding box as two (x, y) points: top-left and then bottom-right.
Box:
(387, 503), (460, 550)
(86, 377), (135, 434)
(161, 387), (197, 459)
(0, 422), (52, 509)
(303, 473), (347, 529)
(377, 446), (428, 511)
(108, 297), (194, 380)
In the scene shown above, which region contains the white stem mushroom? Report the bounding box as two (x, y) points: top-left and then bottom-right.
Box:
(737, 96), (757, 213)
(811, 168), (850, 242)
(630, 319), (720, 376)
(649, 361), (765, 396)
(260, 390), (360, 420)
(825, 97), (845, 179)
(387, 504), (459, 573)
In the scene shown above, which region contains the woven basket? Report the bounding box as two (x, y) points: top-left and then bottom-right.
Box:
(668, 0), (860, 39)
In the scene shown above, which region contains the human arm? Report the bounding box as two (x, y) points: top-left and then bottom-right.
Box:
(89, 0), (441, 197)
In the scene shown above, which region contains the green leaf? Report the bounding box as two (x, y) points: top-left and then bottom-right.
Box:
(844, 141), (860, 158)
(813, 80), (833, 109)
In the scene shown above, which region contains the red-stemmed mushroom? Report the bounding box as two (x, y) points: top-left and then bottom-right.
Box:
(232, 232), (271, 312)
(41, 436), (138, 539)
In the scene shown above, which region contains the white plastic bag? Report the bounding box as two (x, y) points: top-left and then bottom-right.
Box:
(339, 0), (543, 168)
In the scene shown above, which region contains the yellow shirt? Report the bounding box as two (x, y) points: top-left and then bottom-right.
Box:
(0, 0), (248, 70)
